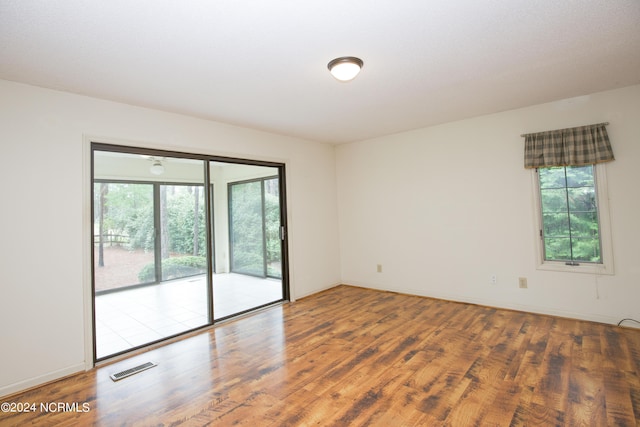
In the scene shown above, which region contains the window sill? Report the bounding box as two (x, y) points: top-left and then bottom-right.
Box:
(537, 261), (614, 275)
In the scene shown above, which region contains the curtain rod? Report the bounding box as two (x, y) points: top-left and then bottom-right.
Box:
(520, 122), (609, 137)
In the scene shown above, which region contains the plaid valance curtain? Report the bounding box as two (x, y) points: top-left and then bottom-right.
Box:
(522, 122), (614, 169)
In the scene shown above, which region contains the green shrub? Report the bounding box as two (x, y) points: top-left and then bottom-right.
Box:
(138, 256), (207, 282)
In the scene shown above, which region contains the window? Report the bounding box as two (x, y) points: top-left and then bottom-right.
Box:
(538, 165), (600, 262)
(532, 164), (614, 274)
(228, 176), (282, 279)
(523, 122), (614, 274)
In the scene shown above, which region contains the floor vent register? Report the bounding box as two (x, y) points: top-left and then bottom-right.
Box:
(110, 361), (157, 381)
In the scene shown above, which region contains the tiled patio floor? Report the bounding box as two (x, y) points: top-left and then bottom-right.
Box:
(95, 273), (283, 359)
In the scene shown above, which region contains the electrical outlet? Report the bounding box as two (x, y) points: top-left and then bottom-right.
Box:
(377, 264), (383, 273)
(519, 277), (528, 289)
(490, 274), (497, 284)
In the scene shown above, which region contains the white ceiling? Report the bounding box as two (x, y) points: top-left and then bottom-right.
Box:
(1, 1), (639, 144)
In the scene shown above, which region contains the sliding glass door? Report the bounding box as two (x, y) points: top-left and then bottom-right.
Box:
(211, 163), (285, 320)
(93, 151), (210, 360)
(92, 146), (288, 361)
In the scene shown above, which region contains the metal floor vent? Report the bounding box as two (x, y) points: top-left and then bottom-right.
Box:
(110, 361), (157, 382)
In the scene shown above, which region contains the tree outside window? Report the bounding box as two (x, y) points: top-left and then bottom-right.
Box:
(538, 165), (601, 263)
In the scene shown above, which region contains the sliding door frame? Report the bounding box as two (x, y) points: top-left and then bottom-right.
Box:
(90, 142), (290, 363)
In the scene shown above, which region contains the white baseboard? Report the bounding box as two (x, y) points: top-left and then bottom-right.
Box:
(341, 280), (622, 326)
(0, 363), (85, 399)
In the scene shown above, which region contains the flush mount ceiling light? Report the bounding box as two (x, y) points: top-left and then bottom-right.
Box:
(328, 56), (363, 82)
(149, 159), (165, 175)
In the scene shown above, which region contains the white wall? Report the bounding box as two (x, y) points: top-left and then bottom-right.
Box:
(337, 85), (640, 325)
(2, 77), (638, 398)
(0, 80), (341, 396)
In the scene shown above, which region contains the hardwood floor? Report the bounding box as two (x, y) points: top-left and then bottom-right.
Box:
(2, 285), (640, 426)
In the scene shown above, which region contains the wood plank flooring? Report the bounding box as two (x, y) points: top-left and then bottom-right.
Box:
(2, 285), (640, 426)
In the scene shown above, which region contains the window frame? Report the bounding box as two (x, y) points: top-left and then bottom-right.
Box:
(531, 163), (614, 275)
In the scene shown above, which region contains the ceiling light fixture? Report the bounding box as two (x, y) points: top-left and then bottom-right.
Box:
(149, 159), (165, 175)
(328, 56), (363, 82)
